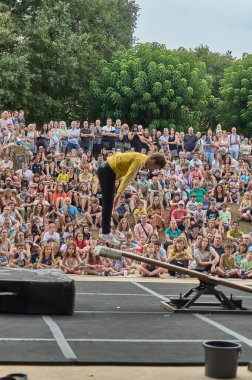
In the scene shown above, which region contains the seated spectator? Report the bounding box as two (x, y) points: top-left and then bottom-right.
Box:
(164, 178), (181, 205)
(186, 194), (198, 219)
(240, 249), (252, 279)
(193, 237), (219, 274)
(9, 242), (32, 269)
(167, 193), (181, 225)
(147, 175), (163, 205)
(37, 244), (57, 269)
(115, 218), (132, 244)
(234, 242), (249, 267)
(164, 220), (181, 250)
(42, 222), (60, 243)
(213, 184), (227, 209)
(216, 244), (240, 278)
(188, 224), (200, 245)
(85, 197), (102, 228)
(61, 197), (79, 225)
(134, 214), (153, 243)
(52, 183), (67, 209)
(226, 174), (240, 204)
(203, 219), (218, 238)
(85, 245), (110, 276)
(61, 243), (83, 274)
(206, 201), (221, 231)
(147, 196), (165, 231)
(211, 234), (225, 257)
(167, 237), (193, 277)
(112, 194), (130, 224)
(138, 243), (165, 277)
(133, 201), (147, 223)
(239, 167), (250, 193)
(238, 192), (251, 221)
(227, 221), (244, 243)
(136, 171), (148, 195)
(219, 203), (231, 234)
(171, 200), (191, 233)
(189, 181), (207, 203)
(110, 256), (130, 276)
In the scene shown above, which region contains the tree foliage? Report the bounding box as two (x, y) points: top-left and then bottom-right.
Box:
(0, 0), (139, 123)
(218, 54), (252, 134)
(91, 43), (213, 129)
(0, 4), (31, 110)
(194, 45), (234, 98)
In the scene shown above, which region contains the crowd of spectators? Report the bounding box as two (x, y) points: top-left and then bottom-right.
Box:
(0, 110), (252, 279)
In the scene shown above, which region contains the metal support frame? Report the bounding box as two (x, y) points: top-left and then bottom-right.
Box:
(161, 280), (252, 314)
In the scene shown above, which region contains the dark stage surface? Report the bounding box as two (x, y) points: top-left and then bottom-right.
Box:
(0, 280), (251, 364)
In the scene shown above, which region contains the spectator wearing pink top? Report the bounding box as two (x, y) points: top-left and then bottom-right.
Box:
(134, 214), (153, 243)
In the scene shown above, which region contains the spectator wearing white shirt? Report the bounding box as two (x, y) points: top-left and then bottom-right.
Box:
(67, 121), (80, 153)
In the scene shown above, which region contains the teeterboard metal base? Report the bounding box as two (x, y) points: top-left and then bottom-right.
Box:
(160, 280), (252, 314)
(161, 300), (252, 314)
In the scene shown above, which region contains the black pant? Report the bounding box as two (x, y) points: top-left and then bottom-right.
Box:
(93, 143), (102, 159)
(97, 163), (116, 234)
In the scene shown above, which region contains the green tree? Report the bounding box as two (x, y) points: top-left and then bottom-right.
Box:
(195, 45), (234, 97)
(218, 54), (252, 134)
(1, 0), (139, 123)
(0, 4), (31, 110)
(218, 54), (252, 136)
(194, 45), (234, 127)
(91, 43), (213, 129)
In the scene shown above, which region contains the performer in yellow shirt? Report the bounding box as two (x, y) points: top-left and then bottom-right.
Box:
(97, 151), (166, 246)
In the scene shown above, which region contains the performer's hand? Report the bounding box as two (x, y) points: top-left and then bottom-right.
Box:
(113, 196), (120, 209)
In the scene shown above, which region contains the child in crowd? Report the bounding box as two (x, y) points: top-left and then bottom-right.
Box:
(9, 243), (32, 269)
(138, 243), (165, 277)
(240, 250), (252, 279)
(216, 244), (240, 278)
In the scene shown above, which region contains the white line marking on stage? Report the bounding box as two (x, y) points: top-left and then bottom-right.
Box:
(194, 314), (252, 347)
(66, 339), (240, 343)
(0, 338), (54, 341)
(76, 292), (154, 296)
(0, 338), (241, 343)
(76, 292), (252, 299)
(131, 282), (170, 302)
(42, 316), (77, 359)
(75, 311), (166, 314)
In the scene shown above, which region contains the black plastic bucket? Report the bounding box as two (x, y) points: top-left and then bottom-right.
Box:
(203, 340), (241, 379)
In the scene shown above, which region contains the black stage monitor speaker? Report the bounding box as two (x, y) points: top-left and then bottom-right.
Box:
(0, 268), (75, 315)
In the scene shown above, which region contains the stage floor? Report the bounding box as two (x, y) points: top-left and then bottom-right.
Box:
(0, 279), (252, 364)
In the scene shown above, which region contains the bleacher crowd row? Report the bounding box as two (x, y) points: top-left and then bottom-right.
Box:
(0, 110), (252, 278)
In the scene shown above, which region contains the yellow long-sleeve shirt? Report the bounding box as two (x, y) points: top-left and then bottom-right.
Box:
(107, 152), (149, 197)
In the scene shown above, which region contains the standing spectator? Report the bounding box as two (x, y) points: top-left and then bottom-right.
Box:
(128, 125), (142, 152)
(159, 128), (169, 152)
(92, 120), (102, 158)
(114, 119), (122, 151)
(183, 127), (199, 158)
(203, 129), (215, 164)
(80, 121), (93, 153)
(101, 118), (116, 151)
(67, 121), (80, 153)
(229, 127), (240, 160)
(49, 121), (61, 153)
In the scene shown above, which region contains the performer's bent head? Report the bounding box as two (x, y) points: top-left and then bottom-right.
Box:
(145, 152), (166, 170)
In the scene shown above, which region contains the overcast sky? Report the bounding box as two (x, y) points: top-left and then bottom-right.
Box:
(134, 0), (252, 58)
